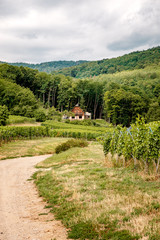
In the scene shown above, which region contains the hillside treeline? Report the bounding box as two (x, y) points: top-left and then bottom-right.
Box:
(2, 60), (87, 73)
(0, 61), (159, 126)
(55, 46), (160, 78)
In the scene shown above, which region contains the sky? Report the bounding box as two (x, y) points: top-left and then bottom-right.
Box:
(0, 0), (160, 63)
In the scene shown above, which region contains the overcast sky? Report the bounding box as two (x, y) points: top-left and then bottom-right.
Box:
(0, 0), (160, 63)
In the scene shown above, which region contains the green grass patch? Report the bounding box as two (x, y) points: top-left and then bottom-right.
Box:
(6, 115), (36, 125)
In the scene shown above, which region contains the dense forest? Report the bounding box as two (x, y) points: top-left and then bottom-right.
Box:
(55, 46), (160, 78)
(0, 47), (160, 126)
(1, 60), (87, 73)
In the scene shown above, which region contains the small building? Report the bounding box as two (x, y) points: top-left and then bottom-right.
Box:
(70, 104), (91, 121)
(84, 112), (91, 119)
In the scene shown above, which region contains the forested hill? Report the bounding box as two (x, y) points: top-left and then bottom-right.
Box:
(54, 46), (160, 78)
(0, 60), (88, 73)
(2, 46), (160, 76)
(0, 61), (160, 125)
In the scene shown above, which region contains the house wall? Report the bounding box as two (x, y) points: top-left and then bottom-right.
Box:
(69, 106), (91, 121)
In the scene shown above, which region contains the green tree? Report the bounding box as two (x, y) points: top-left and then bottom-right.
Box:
(0, 105), (9, 126)
(104, 89), (147, 126)
(57, 77), (77, 111)
(146, 102), (160, 122)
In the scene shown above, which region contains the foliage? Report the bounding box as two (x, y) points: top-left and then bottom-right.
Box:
(42, 120), (113, 132)
(104, 88), (148, 126)
(146, 102), (160, 122)
(0, 78), (38, 117)
(0, 126), (50, 146)
(0, 119), (113, 146)
(41, 120), (113, 140)
(102, 118), (160, 173)
(55, 139), (88, 154)
(6, 115), (36, 124)
(54, 46), (160, 78)
(34, 109), (47, 122)
(47, 106), (62, 121)
(65, 119), (97, 126)
(6, 60), (88, 73)
(0, 105), (9, 126)
(0, 47), (160, 123)
(42, 120), (113, 139)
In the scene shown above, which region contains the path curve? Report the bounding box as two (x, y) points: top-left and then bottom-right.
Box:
(0, 155), (69, 240)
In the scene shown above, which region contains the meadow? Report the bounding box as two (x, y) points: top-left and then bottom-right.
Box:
(34, 142), (160, 240)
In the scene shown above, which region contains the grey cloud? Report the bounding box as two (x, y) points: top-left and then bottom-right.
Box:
(0, 0), (160, 63)
(107, 0), (160, 52)
(20, 33), (38, 40)
(0, 0), (88, 17)
(31, 0), (80, 8)
(107, 32), (160, 51)
(0, 0), (20, 17)
(0, 0), (30, 17)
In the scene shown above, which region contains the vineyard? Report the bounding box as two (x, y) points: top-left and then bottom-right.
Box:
(42, 120), (113, 140)
(1, 118), (160, 174)
(0, 126), (50, 146)
(0, 120), (113, 146)
(101, 118), (160, 173)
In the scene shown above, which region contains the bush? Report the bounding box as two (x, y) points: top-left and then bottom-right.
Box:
(55, 139), (89, 154)
(0, 105), (9, 126)
(12, 105), (35, 118)
(34, 109), (47, 122)
(47, 107), (62, 121)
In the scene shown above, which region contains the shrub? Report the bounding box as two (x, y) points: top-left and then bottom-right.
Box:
(0, 105), (9, 126)
(12, 105), (35, 118)
(47, 107), (62, 121)
(34, 109), (47, 122)
(55, 139), (88, 154)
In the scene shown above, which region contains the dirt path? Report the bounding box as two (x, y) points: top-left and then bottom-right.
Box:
(0, 155), (69, 240)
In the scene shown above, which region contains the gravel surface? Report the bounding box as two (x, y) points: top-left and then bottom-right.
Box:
(0, 155), (69, 240)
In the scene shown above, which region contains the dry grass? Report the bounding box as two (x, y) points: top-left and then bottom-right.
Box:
(36, 142), (160, 239)
(0, 137), (67, 160)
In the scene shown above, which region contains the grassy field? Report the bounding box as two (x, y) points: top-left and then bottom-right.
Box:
(6, 115), (37, 125)
(34, 142), (160, 240)
(0, 137), (67, 160)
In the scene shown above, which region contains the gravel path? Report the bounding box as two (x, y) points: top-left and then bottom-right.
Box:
(0, 155), (69, 240)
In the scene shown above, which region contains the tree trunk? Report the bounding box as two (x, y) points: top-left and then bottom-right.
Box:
(99, 105), (103, 119)
(48, 88), (51, 107)
(52, 87), (56, 107)
(93, 92), (98, 119)
(43, 93), (45, 105)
